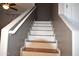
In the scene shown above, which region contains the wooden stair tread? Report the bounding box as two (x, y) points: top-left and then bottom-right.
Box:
(23, 48), (59, 53)
(25, 39), (57, 49)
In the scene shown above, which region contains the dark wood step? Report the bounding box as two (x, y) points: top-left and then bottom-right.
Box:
(23, 47), (59, 53)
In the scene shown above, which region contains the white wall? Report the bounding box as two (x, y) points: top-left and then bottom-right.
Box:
(59, 3), (79, 56)
(71, 4), (79, 27)
(59, 3), (79, 28)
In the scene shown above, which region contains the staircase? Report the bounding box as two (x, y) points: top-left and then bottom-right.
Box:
(20, 21), (60, 56)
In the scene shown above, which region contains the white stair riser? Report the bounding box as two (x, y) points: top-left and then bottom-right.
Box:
(30, 31), (54, 35)
(32, 27), (53, 31)
(33, 23), (52, 26)
(28, 35), (56, 42)
(25, 41), (57, 49)
(34, 21), (52, 24)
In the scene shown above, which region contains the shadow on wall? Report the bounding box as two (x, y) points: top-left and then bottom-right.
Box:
(35, 3), (52, 21)
(52, 3), (72, 56)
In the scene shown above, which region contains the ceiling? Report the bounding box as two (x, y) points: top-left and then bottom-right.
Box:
(0, 3), (34, 14)
(15, 3), (34, 12)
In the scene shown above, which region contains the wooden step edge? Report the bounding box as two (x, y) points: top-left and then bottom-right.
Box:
(22, 47), (59, 53)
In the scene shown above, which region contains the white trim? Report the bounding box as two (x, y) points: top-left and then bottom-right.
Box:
(59, 14), (79, 29)
(0, 29), (8, 56)
(59, 14), (75, 31)
(72, 31), (75, 56)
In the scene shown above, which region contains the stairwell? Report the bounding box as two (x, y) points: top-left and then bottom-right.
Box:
(20, 21), (60, 56)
